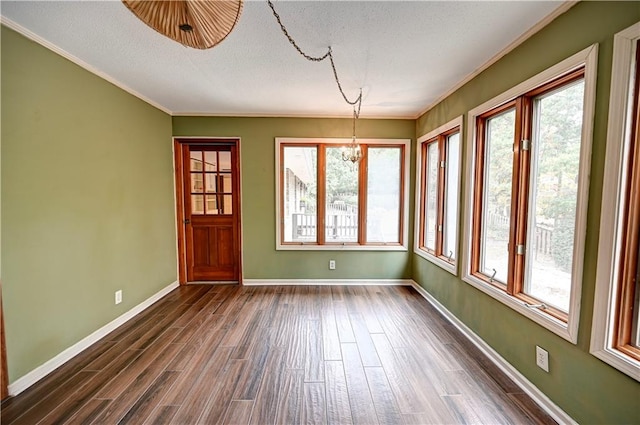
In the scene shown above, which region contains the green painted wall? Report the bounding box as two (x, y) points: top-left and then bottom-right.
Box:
(172, 116), (415, 280)
(1, 27), (177, 382)
(415, 2), (640, 424)
(3, 2), (638, 421)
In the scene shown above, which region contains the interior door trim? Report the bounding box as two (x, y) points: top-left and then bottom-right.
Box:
(173, 137), (243, 285)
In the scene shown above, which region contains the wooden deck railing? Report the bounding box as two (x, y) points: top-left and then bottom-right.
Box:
(292, 213), (358, 240)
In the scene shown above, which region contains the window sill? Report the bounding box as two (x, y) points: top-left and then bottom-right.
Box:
(590, 346), (640, 382)
(414, 249), (457, 275)
(276, 243), (408, 252)
(462, 272), (577, 343)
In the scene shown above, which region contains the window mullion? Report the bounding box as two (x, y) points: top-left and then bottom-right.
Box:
(358, 145), (368, 245)
(318, 144), (326, 245)
(435, 135), (446, 257)
(471, 118), (487, 276)
(216, 151), (222, 215)
(510, 96), (533, 296)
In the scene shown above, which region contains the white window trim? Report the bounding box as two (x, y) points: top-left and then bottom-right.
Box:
(414, 116), (463, 275)
(461, 44), (598, 343)
(275, 137), (411, 251)
(591, 22), (640, 382)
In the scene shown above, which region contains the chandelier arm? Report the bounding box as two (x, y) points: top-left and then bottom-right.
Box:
(267, 0), (362, 113)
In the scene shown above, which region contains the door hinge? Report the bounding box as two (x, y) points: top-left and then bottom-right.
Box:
(516, 244), (525, 255)
(183, 219), (190, 224)
(521, 139), (531, 151)
(438, 224), (443, 232)
(440, 160), (446, 168)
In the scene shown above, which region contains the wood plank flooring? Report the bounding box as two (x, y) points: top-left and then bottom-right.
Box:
(1, 285), (557, 425)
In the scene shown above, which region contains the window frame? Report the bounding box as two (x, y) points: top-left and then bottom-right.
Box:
(275, 137), (410, 251)
(470, 70), (585, 322)
(414, 116), (463, 275)
(592, 22), (640, 382)
(462, 44), (598, 343)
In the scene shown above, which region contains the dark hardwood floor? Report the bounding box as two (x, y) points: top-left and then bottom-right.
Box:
(1, 285), (557, 424)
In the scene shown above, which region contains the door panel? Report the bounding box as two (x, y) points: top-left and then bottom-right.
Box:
(215, 225), (235, 266)
(177, 141), (241, 283)
(190, 219), (236, 280)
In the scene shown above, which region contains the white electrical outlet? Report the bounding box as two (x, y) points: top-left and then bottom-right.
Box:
(329, 260), (336, 270)
(115, 290), (123, 305)
(536, 345), (549, 372)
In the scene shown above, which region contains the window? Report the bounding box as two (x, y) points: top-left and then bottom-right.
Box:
(463, 45), (598, 343)
(471, 72), (585, 319)
(276, 138), (410, 250)
(189, 150), (233, 215)
(414, 117), (462, 274)
(592, 22), (640, 381)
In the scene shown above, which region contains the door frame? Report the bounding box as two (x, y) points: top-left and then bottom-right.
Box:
(173, 137), (243, 285)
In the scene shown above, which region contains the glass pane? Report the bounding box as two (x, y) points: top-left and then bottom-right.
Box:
(221, 174), (232, 193)
(424, 142), (439, 251)
(367, 147), (401, 243)
(443, 133), (460, 261)
(191, 195), (204, 214)
(191, 173), (204, 193)
(283, 146), (317, 243)
(481, 109), (515, 284)
(524, 80), (584, 311)
(190, 151), (203, 171)
(204, 151), (217, 171)
(219, 151), (232, 172)
(205, 174), (217, 193)
(223, 195), (233, 214)
(205, 195), (218, 214)
(326, 147), (358, 243)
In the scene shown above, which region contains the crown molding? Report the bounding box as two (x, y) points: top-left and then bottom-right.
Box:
(170, 112), (415, 120)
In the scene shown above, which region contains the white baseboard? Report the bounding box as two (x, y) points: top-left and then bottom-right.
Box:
(8, 280), (179, 396)
(408, 281), (577, 425)
(243, 279), (413, 286)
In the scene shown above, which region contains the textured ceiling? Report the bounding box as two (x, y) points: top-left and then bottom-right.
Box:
(1, 1), (566, 118)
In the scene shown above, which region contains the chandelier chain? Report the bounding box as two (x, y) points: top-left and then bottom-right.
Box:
(267, 0), (362, 118)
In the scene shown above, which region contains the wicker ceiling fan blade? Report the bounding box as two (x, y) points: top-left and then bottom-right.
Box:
(186, 1), (242, 48)
(122, 0), (243, 50)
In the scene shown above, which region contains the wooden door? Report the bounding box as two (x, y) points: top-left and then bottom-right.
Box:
(176, 140), (241, 283)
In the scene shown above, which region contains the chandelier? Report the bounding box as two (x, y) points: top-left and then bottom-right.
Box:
(268, 0), (364, 163)
(342, 109), (362, 163)
(122, 0), (243, 50)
